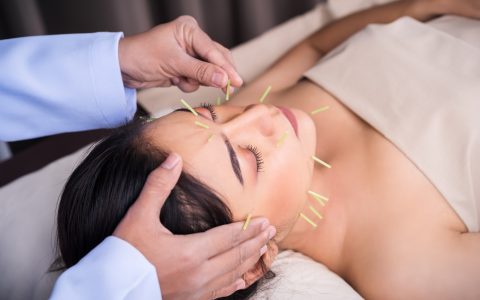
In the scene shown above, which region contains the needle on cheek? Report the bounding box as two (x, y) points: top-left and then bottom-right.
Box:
(309, 205), (323, 220)
(242, 213), (253, 231)
(207, 133), (214, 142)
(308, 190), (329, 206)
(299, 213), (318, 228)
(311, 106), (330, 115)
(276, 131), (288, 147)
(312, 155), (332, 169)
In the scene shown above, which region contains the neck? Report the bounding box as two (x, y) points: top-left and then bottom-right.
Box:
(277, 140), (350, 276)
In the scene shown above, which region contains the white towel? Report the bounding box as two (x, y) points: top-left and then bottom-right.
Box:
(305, 16), (480, 232)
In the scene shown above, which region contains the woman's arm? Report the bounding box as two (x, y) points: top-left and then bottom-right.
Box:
(237, 0), (448, 97)
(378, 233), (480, 299)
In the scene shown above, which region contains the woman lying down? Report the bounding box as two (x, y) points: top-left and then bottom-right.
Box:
(55, 0), (480, 299)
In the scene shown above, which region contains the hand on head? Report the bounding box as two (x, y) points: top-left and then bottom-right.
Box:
(113, 153), (277, 299)
(118, 15), (243, 92)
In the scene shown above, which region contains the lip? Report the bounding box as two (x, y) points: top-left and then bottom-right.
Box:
(276, 106), (298, 137)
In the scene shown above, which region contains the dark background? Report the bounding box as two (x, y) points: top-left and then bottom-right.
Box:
(0, 0), (324, 186)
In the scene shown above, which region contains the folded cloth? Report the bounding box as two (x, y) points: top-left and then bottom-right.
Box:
(304, 16), (480, 232)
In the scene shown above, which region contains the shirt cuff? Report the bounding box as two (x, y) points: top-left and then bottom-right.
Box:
(89, 32), (137, 127)
(51, 236), (161, 299)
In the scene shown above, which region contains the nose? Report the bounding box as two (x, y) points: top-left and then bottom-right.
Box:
(222, 104), (277, 138)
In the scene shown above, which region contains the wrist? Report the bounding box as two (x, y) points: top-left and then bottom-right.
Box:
(408, 0), (446, 20)
(118, 37), (134, 84)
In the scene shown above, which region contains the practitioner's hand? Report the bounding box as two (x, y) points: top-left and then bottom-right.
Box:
(113, 153), (276, 299)
(118, 16), (243, 92)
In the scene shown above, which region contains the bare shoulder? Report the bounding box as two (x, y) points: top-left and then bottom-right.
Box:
(353, 230), (480, 300)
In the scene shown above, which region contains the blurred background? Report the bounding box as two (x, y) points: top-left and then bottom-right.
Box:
(0, 0), (324, 47)
(0, 0), (324, 186)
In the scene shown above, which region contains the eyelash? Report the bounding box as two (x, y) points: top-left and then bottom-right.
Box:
(246, 145), (264, 173)
(200, 102), (217, 121)
(200, 103), (264, 173)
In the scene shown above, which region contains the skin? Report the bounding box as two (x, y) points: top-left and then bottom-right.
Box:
(145, 1), (480, 299)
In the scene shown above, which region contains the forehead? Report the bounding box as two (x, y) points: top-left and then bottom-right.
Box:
(144, 111), (244, 202)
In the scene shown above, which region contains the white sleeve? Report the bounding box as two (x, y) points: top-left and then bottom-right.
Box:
(0, 32), (137, 142)
(50, 236), (162, 300)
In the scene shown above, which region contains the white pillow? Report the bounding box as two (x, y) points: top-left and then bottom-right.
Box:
(258, 251), (361, 299)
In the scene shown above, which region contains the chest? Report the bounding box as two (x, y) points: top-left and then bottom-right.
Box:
(318, 93), (469, 291)
(277, 79), (467, 270)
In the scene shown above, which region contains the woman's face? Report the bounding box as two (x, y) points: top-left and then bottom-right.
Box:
(146, 103), (317, 238)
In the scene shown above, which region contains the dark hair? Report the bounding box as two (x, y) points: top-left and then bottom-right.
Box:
(54, 120), (273, 299)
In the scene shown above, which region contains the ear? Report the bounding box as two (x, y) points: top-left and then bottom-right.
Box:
(243, 241), (279, 288)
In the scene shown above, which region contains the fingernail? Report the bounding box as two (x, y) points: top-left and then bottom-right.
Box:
(268, 226), (276, 239)
(161, 153), (180, 170)
(235, 279), (246, 290)
(212, 72), (226, 87)
(172, 77), (180, 85)
(260, 245), (268, 256)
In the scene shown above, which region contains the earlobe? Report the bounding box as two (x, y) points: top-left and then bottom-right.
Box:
(243, 241), (279, 287)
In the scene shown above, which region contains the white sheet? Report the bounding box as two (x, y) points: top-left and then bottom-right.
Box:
(305, 15), (480, 232)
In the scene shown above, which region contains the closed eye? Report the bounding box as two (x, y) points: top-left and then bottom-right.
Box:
(200, 103), (217, 121)
(246, 145), (264, 173)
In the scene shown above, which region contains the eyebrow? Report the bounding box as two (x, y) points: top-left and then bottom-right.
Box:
(222, 133), (244, 186)
(173, 108), (244, 186)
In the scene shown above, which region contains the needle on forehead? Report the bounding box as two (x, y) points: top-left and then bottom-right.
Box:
(180, 99), (198, 116)
(194, 120), (209, 129)
(259, 85), (272, 103)
(225, 80), (231, 101)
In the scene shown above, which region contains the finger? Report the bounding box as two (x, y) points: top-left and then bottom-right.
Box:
(176, 76), (200, 93)
(208, 279), (245, 299)
(212, 42), (242, 94)
(188, 28), (243, 87)
(133, 153), (182, 219)
(190, 217), (269, 261)
(213, 42), (235, 67)
(212, 42), (243, 88)
(178, 54), (229, 89)
(200, 225), (275, 285)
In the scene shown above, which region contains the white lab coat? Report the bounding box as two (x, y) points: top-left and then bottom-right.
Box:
(0, 32), (161, 299)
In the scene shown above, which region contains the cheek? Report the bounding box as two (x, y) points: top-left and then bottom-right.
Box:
(255, 148), (311, 228)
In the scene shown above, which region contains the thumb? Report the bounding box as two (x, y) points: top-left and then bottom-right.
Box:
(180, 55), (228, 88)
(134, 153), (183, 218)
